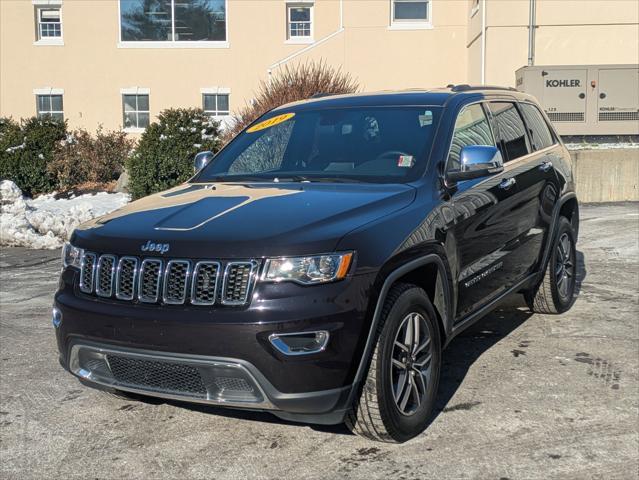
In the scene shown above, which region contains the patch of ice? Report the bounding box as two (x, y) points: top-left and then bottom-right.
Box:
(0, 180), (130, 250)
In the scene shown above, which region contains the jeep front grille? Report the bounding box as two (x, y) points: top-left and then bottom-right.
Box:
(77, 251), (257, 306)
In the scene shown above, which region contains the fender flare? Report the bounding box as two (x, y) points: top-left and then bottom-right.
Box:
(350, 253), (452, 391)
(534, 191), (579, 286)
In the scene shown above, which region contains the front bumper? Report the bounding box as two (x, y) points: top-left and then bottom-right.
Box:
(54, 269), (376, 424)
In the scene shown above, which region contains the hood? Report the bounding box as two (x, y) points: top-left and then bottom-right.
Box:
(72, 182), (416, 258)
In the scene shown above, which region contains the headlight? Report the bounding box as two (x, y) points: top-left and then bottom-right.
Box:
(263, 252), (353, 285)
(62, 242), (83, 269)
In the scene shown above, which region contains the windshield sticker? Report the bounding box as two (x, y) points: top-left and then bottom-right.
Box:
(398, 155), (415, 168)
(419, 111), (433, 127)
(246, 113), (295, 133)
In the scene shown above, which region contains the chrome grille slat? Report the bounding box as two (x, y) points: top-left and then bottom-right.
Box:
(163, 260), (191, 305)
(116, 256), (138, 301)
(79, 253), (257, 306)
(138, 259), (163, 303)
(95, 254), (116, 297)
(79, 252), (97, 293)
(191, 261), (221, 306)
(222, 261), (258, 305)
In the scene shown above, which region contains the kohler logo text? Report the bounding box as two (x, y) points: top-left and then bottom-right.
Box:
(141, 241), (170, 254)
(546, 79), (581, 88)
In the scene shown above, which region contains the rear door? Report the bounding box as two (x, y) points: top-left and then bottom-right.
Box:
(486, 101), (556, 287)
(447, 102), (524, 320)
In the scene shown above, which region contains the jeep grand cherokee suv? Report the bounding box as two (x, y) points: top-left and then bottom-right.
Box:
(54, 86), (579, 443)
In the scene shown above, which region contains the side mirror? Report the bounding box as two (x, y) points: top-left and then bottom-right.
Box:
(193, 151), (214, 173)
(447, 145), (504, 183)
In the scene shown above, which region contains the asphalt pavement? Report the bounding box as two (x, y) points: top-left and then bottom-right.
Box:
(1, 203), (637, 480)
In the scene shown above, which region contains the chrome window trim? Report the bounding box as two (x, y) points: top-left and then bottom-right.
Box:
(138, 258), (163, 303)
(79, 252), (97, 294)
(115, 256), (139, 301)
(190, 261), (221, 306)
(162, 259), (191, 305)
(221, 260), (259, 306)
(95, 254), (117, 298)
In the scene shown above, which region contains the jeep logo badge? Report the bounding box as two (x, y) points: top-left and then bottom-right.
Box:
(141, 240), (170, 254)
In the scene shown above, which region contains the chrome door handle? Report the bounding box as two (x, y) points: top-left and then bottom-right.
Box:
(498, 177), (516, 190)
(539, 161), (553, 172)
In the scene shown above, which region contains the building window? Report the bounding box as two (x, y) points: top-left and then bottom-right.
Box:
(203, 93), (230, 117)
(36, 94), (63, 121)
(35, 6), (62, 42)
(119, 0), (227, 44)
(122, 94), (150, 130)
(287, 3), (313, 40)
(391, 0), (430, 25)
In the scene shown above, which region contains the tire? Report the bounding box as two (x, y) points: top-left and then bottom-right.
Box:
(526, 216), (577, 314)
(346, 283), (441, 443)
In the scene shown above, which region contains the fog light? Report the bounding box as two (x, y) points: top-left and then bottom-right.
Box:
(52, 307), (62, 328)
(268, 331), (329, 355)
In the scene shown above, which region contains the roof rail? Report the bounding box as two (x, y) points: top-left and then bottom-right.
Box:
(449, 84), (519, 92)
(309, 92), (337, 99)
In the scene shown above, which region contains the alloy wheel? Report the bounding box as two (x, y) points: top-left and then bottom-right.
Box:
(555, 232), (575, 300)
(390, 312), (433, 416)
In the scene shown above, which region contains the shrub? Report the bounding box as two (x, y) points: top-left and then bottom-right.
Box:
(49, 127), (135, 191)
(223, 60), (359, 141)
(127, 108), (222, 199)
(0, 117), (67, 196)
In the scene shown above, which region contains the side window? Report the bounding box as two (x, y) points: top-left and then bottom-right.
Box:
(487, 102), (531, 162)
(520, 103), (555, 150)
(447, 103), (495, 172)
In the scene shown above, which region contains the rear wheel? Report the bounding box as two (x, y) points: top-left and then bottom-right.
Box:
(346, 283), (441, 443)
(526, 216), (577, 314)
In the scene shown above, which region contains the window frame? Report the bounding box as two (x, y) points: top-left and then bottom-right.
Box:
(35, 93), (64, 121)
(444, 101), (496, 175)
(518, 101), (559, 151)
(389, 0), (432, 30)
(117, 0), (229, 49)
(121, 90), (150, 133)
(285, 2), (314, 44)
(202, 93), (230, 117)
(33, 2), (63, 46)
(486, 101), (533, 163)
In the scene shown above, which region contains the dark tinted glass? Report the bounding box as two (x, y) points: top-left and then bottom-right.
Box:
(394, 1), (428, 20)
(488, 102), (531, 161)
(447, 103), (494, 171)
(174, 0), (226, 41)
(203, 94), (216, 111)
(120, 0), (172, 41)
(196, 107), (441, 183)
(50, 95), (63, 112)
(520, 103), (554, 150)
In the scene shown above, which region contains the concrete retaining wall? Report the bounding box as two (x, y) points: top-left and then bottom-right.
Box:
(570, 148), (639, 203)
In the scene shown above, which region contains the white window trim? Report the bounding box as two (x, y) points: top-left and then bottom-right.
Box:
(388, 0), (433, 30)
(285, 2), (314, 44)
(121, 88), (150, 132)
(33, 3), (64, 45)
(117, 0), (229, 49)
(201, 90), (231, 117)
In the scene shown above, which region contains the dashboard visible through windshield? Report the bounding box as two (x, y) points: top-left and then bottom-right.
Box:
(195, 106), (442, 184)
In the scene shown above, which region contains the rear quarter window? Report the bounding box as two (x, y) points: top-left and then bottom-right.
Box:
(520, 103), (556, 150)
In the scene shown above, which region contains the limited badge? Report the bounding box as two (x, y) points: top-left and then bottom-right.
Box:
(246, 113), (295, 133)
(397, 155), (415, 168)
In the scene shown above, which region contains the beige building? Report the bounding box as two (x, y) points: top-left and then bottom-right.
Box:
(1, 0), (638, 133)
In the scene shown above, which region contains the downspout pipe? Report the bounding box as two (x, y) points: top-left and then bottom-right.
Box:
(528, 0), (536, 66)
(480, 0), (486, 84)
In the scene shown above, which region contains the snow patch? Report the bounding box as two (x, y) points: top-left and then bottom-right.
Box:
(0, 180), (130, 250)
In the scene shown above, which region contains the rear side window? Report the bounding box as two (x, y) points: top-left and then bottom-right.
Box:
(487, 102), (531, 162)
(447, 103), (495, 172)
(520, 103), (555, 150)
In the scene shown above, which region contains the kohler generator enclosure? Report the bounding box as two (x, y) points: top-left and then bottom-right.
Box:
(516, 64), (639, 136)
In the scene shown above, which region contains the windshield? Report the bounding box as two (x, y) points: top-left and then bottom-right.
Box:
(195, 106), (442, 184)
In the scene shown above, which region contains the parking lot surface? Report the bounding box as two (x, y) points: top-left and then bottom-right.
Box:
(1, 203), (638, 480)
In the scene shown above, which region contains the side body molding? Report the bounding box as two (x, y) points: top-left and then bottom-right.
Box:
(349, 254), (452, 395)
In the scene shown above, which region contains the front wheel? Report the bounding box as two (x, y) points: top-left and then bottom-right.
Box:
(526, 216), (577, 314)
(346, 283), (441, 443)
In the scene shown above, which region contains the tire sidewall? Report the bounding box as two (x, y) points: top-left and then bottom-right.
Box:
(549, 218), (577, 312)
(376, 288), (441, 442)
